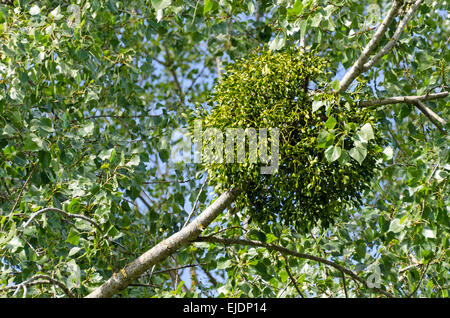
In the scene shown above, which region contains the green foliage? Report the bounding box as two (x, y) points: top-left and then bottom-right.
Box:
(0, 0), (447, 299)
(202, 48), (384, 232)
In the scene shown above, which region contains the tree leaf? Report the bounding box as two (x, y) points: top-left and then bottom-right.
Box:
(66, 228), (80, 245)
(217, 259), (232, 270)
(151, 0), (172, 11)
(269, 35), (286, 51)
(24, 134), (43, 152)
(325, 145), (342, 162)
(287, 0), (303, 16)
(79, 122), (95, 137)
(325, 116), (337, 129)
(159, 149), (170, 162)
(330, 79), (339, 91)
(98, 148), (114, 161)
(2, 124), (16, 137)
(422, 228), (436, 239)
(312, 100), (325, 113)
(40, 117), (54, 133)
(388, 219), (404, 233)
(204, 0), (216, 14)
(358, 123), (374, 142)
(349, 144), (367, 164)
(6, 236), (23, 252)
(30, 5), (41, 16)
(68, 247), (82, 257)
(383, 146), (393, 160)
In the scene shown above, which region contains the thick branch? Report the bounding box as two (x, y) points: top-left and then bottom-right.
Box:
(360, 91), (448, 133)
(195, 236), (394, 298)
(86, 189), (237, 298)
(363, 0), (424, 71)
(359, 91), (448, 107)
(339, 0), (402, 92)
(415, 100), (447, 134)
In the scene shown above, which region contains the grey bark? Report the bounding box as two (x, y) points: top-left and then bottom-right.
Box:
(359, 91), (448, 133)
(359, 92), (448, 107)
(86, 189), (237, 298)
(339, 0), (402, 92)
(339, 0), (424, 92)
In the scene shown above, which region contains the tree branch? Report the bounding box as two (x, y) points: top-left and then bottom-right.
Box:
(145, 263), (206, 276)
(284, 259), (304, 297)
(9, 161), (39, 216)
(195, 236), (394, 298)
(85, 188), (237, 298)
(194, 255), (218, 288)
(360, 91), (448, 133)
(143, 178), (195, 184)
(22, 207), (101, 232)
(339, 0), (402, 92)
(163, 44), (185, 104)
(182, 176), (208, 228)
(342, 271), (348, 298)
(407, 263), (430, 298)
(363, 0), (424, 71)
(358, 91), (448, 107)
(1, 274), (75, 298)
(84, 114), (160, 120)
(414, 100), (447, 134)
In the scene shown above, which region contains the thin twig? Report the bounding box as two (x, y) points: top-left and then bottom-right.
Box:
(188, 64), (209, 92)
(182, 176), (208, 228)
(191, 0), (200, 25)
(22, 207), (101, 232)
(139, 193), (153, 211)
(284, 259), (304, 298)
(342, 271), (348, 298)
(387, 126), (407, 156)
(407, 263), (430, 298)
(129, 283), (159, 289)
(1, 274), (75, 298)
(202, 226), (247, 238)
(9, 161), (39, 216)
(194, 255), (218, 288)
(144, 178), (194, 184)
(215, 57), (223, 79)
(163, 44), (184, 103)
(148, 263), (207, 276)
(421, 163), (439, 215)
(85, 114), (160, 120)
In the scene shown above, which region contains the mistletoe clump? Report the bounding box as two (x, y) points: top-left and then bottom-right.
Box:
(202, 48), (384, 232)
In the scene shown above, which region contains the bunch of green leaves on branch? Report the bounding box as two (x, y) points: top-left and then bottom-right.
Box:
(202, 48), (384, 232)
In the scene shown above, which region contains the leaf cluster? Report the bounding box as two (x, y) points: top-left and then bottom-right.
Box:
(202, 48), (384, 232)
